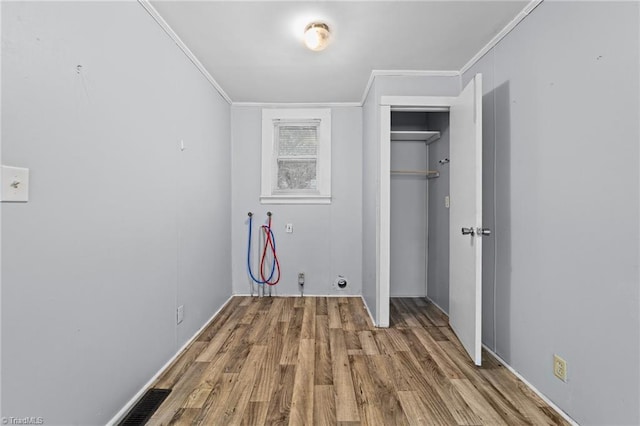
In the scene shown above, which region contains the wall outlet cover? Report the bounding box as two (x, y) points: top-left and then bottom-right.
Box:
(553, 354), (567, 382)
(177, 305), (184, 325)
(1, 165), (29, 202)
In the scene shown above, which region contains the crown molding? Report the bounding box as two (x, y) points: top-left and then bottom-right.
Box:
(232, 102), (362, 108)
(140, 0), (541, 106)
(460, 0), (543, 75)
(138, 0), (232, 104)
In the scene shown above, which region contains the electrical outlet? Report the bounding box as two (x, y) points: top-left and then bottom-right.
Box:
(298, 273), (305, 286)
(177, 305), (184, 325)
(444, 195), (450, 208)
(553, 354), (567, 382)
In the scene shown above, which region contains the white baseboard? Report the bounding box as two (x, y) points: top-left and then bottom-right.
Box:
(482, 345), (579, 426)
(108, 294), (577, 426)
(425, 297), (449, 318)
(361, 296), (377, 327)
(390, 294), (428, 298)
(426, 300), (576, 424)
(232, 293), (361, 298)
(106, 295), (234, 426)
(234, 293), (377, 328)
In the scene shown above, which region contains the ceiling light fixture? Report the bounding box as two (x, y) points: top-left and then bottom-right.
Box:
(303, 22), (330, 51)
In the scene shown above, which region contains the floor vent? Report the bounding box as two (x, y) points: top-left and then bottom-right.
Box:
(118, 388), (171, 426)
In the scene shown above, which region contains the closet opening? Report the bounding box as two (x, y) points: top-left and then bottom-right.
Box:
(389, 109), (450, 313)
(380, 75), (484, 362)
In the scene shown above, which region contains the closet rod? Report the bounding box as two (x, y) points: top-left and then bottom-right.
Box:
(390, 169), (440, 178)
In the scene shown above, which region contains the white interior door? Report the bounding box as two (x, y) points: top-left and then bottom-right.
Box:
(449, 74), (483, 365)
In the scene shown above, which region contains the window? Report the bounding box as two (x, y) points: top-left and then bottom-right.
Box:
(261, 109), (331, 204)
(275, 122), (318, 191)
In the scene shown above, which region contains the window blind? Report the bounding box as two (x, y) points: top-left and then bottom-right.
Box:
(275, 123), (319, 191)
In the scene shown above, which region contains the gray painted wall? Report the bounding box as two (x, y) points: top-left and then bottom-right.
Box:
(1, 2), (231, 424)
(230, 106), (362, 296)
(463, 2), (640, 424)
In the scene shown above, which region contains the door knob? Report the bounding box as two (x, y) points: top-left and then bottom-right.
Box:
(477, 227), (491, 236)
(461, 227), (475, 236)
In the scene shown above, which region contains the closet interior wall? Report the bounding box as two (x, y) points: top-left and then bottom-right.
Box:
(389, 112), (449, 299)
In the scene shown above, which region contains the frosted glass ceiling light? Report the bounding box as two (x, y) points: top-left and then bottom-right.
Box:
(304, 22), (330, 51)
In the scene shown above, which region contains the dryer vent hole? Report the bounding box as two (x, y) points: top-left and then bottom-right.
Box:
(335, 276), (348, 289)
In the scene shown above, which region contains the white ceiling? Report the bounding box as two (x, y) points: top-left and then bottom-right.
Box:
(149, 1), (530, 104)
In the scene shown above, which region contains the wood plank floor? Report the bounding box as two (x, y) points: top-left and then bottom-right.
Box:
(145, 296), (569, 425)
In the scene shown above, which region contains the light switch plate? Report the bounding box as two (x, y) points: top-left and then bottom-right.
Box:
(1, 165), (29, 202)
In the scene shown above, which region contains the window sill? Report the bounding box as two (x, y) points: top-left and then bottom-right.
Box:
(260, 195), (332, 205)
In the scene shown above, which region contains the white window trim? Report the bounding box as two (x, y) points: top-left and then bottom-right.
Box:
(261, 108), (331, 204)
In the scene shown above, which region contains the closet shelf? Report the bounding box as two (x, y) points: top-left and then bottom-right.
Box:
(390, 130), (441, 144)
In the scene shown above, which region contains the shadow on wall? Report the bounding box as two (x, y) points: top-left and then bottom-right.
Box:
(493, 81), (512, 361)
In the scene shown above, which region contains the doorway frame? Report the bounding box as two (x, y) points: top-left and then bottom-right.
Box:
(377, 95), (455, 327)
